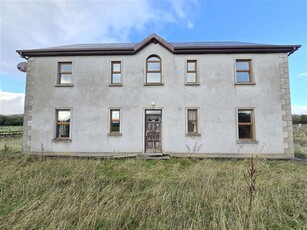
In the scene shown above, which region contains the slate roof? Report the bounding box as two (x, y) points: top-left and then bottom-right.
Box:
(17, 33), (300, 58)
(34, 41), (272, 50)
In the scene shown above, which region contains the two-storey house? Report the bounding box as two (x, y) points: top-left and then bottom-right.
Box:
(16, 34), (300, 158)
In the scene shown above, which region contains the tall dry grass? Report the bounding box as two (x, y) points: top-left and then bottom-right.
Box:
(0, 137), (306, 230)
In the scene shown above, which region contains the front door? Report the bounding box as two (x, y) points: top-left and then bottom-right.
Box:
(145, 110), (162, 153)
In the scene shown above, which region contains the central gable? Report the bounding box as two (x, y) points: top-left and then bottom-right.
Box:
(134, 33), (174, 53)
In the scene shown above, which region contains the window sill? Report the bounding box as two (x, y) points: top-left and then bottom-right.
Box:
(108, 133), (122, 136)
(186, 133), (201, 137)
(235, 82), (256, 86)
(185, 83), (200, 86)
(52, 138), (72, 143)
(109, 84), (123, 87)
(237, 140), (258, 144)
(55, 84), (74, 87)
(144, 83), (164, 86)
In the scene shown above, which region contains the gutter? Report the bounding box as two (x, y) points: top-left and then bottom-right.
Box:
(288, 46), (301, 56)
(17, 51), (28, 60)
(16, 45), (301, 58)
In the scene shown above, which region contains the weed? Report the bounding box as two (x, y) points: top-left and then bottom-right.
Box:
(40, 143), (45, 160)
(186, 142), (202, 154)
(3, 144), (10, 154)
(244, 157), (257, 230)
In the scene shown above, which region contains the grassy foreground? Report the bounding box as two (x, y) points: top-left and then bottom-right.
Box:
(0, 138), (307, 229)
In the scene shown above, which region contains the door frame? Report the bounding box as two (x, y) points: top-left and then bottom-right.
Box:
(143, 108), (163, 153)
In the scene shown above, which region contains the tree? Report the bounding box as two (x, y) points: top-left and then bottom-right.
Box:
(0, 114), (23, 126)
(301, 115), (307, 124)
(292, 115), (301, 124)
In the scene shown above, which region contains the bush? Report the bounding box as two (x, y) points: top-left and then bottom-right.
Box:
(292, 114), (307, 124)
(0, 114), (23, 126)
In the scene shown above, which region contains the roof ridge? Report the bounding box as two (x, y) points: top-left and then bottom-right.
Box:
(16, 33), (300, 58)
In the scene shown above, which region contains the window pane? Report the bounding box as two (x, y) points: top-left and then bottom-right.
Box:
(112, 110), (120, 120)
(57, 124), (70, 138)
(112, 74), (121, 83)
(236, 72), (250, 83)
(58, 111), (70, 122)
(239, 125), (252, 139)
(60, 74), (72, 84)
(188, 110), (197, 120)
(147, 72), (161, 83)
(111, 122), (120, 132)
(188, 62), (196, 71)
(146, 110), (162, 115)
(112, 63), (121, 72)
(236, 61), (249, 71)
(187, 73), (196, 83)
(148, 62), (160, 71)
(60, 63), (72, 72)
(238, 111), (251, 123)
(110, 110), (120, 132)
(188, 121), (197, 133)
(148, 56), (160, 61)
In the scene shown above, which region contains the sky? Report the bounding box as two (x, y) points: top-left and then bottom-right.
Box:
(0, 0), (306, 115)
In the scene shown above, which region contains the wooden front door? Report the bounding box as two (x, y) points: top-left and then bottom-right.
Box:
(145, 110), (162, 153)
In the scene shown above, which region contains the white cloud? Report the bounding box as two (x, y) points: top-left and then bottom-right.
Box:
(0, 90), (25, 115)
(292, 106), (307, 115)
(299, 72), (307, 77)
(0, 0), (199, 79)
(187, 22), (194, 29)
(0, 0), (199, 115)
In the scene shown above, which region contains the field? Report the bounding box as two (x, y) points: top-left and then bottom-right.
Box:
(293, 124), (307, 159)
(0, 136), (306, 229)
(0, 126), (23, 132)
(0, 126), (23, 136)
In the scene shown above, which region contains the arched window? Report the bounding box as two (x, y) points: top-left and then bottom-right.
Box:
(146, 55), (162, 84)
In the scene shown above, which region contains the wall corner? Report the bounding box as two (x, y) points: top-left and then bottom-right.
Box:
(23, 58), (35, 153)
(279, 54), (294, 158)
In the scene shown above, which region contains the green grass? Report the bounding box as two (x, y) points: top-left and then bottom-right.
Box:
(0, 137), (306, 229)
(0, 126), (23, 133)
(294, 124), (307, 159)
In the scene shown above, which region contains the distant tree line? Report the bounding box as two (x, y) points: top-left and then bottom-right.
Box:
(0, 114), (306, 126)
(0, 114), (23, 126)
(292, 115), (307, 124)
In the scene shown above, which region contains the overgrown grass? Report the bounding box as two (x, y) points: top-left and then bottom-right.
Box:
(0, 137), (306, 229)
(294, 124), (307, 159)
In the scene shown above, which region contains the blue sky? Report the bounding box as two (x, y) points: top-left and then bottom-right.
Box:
(0, 0), (306, 114)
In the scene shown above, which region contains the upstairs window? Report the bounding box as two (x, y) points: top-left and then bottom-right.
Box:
(187, 60), (197, 83)
(110, 109), (120, 133)
(58, 62), (72, 84)
(237, 109), (255, 141)
(235, 60), (252, 84)
(146, 55), (162, 84)
(111, 61), (122, 84)
(187, 109), (199, 134)
(56, 109), (71, 139)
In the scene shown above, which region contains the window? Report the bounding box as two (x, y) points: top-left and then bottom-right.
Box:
(111, 61), (122, 84)
(187, 60), (197, 83)
(187, 109), (198, 134)
(235, 60), (252, 84)
(146, 55), (162, 84)
(56, 109), (71, 139)
(237, 109), (255, 140)
(110, 109), (120, 133)
(58, 62), (72, 84)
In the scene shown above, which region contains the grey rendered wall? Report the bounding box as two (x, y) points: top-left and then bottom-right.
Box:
(23, 43), (294, 158)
